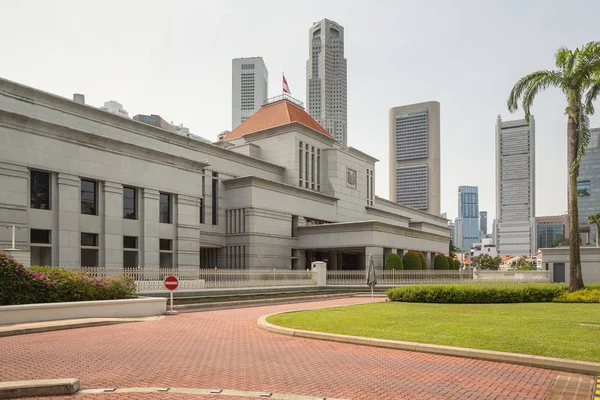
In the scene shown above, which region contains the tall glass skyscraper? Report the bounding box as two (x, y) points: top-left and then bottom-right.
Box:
(578, 127), (600, 244)
(457, 186), (480, 251)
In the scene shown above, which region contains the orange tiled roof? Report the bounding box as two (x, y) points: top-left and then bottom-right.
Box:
(224, 100), (334, 141)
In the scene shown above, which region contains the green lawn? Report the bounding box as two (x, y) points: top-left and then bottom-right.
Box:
(267, 302), (600, 362)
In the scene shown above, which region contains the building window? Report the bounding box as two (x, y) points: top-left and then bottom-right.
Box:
(123, 236), (138, 268)
(212, 172), (218, 225)
(299, 142), (304, 186)
(30, 170), (51, 210)
(81, 179), (97, 215)
(81, 232), (98, 247)
(317, 149), (321, 192)
(81, 233), (99, 267)
(577, 181), (591, 196)
(226, 209), (246, 234)
(123, 187), (137, 219)
(159, 239), (173, 269)
(30, 229), (52, 266)
(159, 193), (171, 224)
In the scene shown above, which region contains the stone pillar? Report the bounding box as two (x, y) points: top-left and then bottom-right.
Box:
(142, 189), (160, 268)
(103, 181), (123, 267)
(311, 261), (327, 286)
(328, 250), (338, 270)
(57, 173), (81, 267)
(365, 246), (384, 270)
(426, 251), (434, 270)
(358, 251), (365, 270)
(397, 249), (405, 258)
(0, 163), (28, 252)
(177, 194), (200, 268)
(296, 249), (306, 270)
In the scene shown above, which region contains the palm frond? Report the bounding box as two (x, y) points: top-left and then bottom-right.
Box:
(570, 104), (591, 177)
(507, 70), (563, 118)
(585, 77), (600, 115)
(555, 46), (571, 68)
(572, 42), (600, 83)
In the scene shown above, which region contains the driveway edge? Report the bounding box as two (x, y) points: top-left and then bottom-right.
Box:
(0, 378), (79, 399)
(257, 313), (600, 376)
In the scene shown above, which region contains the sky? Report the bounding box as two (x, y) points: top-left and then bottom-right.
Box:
(1, 0), (600, 222)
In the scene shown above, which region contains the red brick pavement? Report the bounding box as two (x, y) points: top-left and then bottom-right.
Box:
(0, 297), (561, 400)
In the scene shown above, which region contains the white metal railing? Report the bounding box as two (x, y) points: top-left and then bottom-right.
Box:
(326, 269), (550, 285)
(64, 267), (317, 292)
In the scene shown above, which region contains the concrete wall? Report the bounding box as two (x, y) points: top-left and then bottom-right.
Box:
(541, 247), (600, 284)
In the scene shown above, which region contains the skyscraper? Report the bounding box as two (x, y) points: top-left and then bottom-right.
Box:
(389, 101), (441, 215)
(495, 115), (536, 255)
(479, 211), (488, 236)
(577, 127), (600, 244)
(232, 57), (268, 130)
(456, 186), (480, 251)
(306, 18), (348, 146)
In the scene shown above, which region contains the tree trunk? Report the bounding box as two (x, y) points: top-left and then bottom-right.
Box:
(567, 113), (584, 291)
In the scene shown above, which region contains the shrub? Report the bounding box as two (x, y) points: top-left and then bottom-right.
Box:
(402, 251), (422, 270)
(453, 260), (461, 270)
(417, 252), (428, 270)
(0, 250), (136, 305)
(385, 253), (403, 270)
(386, 283), (568, 303)
(446, 256), (455, 270)
(434, 254), (449, 270)
(553, 288), (600, 303)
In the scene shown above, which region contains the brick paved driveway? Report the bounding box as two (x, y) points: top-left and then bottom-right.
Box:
(1, 298), (562, 399)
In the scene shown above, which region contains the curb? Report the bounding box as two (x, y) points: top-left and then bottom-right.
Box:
(175, 293), (356, 311)
(257, 313), (600, 376)
(0, 378), (79, 399)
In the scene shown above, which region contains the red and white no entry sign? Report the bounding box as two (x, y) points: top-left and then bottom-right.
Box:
(164, 275), (179, 291)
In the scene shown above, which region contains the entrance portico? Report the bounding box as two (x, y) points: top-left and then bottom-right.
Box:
(297, 221), (448, 270)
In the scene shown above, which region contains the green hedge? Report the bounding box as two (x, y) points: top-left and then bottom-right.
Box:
(434, 254), (449, 270)
(402, 251), (422, 270)
(385, 253), (403, 270)
(0, 251), (136, 305)
(387, 284), (568, 303)
(553, 285), (600, 303)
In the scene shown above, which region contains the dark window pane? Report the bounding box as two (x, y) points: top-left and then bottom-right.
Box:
(160, 252), (172, 269)
(30, 171), (51, 210)
(81, 249), (98, 266)
(160, 239), (172, 251)
(123, 236), (138, 249)
(81, 232), (98, 247)
(123, 187), (137, 219)
(30, 229), (51, 244)
(81, 179), (97, 215)
(123, 251), (138, 268)
(212, 173), (218, 225)
(160, 193), (171, 223)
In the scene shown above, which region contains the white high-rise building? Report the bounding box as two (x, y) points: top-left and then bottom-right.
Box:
(100, 101), (129, 118)
(306, 18), (348, 146)
(495, 115), (536, 256)
(389, 101), (441, 215)
(232, 57), (268, 130)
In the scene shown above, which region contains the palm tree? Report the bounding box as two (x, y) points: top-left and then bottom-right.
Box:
(588, 212), (600, 247)
(508, 42), (600, 292)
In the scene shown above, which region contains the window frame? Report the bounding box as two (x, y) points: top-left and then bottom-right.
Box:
(123, 186), (137, 220)
(81, 179), (98, 215)
(159, 192), (172, 224)
(30, 170), (51, 210)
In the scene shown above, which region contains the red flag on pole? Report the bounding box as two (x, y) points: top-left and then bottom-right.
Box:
(283, 74), (291, 95)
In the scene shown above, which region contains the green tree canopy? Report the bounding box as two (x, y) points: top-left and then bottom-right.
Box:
(403, 251), (422, 270)
(434, 254), (449, 270)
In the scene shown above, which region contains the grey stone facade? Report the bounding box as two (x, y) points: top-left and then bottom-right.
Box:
(0, 78), (449, 270)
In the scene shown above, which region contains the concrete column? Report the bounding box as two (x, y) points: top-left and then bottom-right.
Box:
(328, 250), (338, 270)
(426, 251), (434, 270)
(103, 181), (123, 267)
(365, 246), (384, 270)
(296, 249), (306, 270)
(358, 251), (365, 270)
(337, 252), (343, 270)
(57, 173), (81, 267)
(0, 163), (28, 252)
(142, 188), (160, 268)
(177, 194), (200, 268)
(306, 250), (314, 265)
(397, 249), (405, 258)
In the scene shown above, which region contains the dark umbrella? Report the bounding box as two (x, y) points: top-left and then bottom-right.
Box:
(366, 254), (377, 301)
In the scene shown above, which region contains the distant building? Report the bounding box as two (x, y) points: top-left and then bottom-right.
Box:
(448, 221), (456, 245)
(456, 186), (479, 251)
(536, 215), (568, 250)
(306, 18), (348, 146)
(471, 237), (498, 259)
(232, 57), (269, 130)
(100, 101), (129, 118)
(495, 115), (535, 256)
(577, 127), (600, 245)
(389, 101), (441, 215)
(479, 211), (488, 236)
(217, 130), (231, 141)
(133, 114), (210, 143)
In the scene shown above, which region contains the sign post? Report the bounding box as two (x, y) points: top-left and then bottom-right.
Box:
(163, 275), (179, 315)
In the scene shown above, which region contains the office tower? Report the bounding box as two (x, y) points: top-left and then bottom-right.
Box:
(577, 127), (600, 244)
(536, 215), (568, 249)
(495, 115), (535, 255)
(456, 186), (480, 251)
(479, 211), (488, 235)
(389, 101), (441, 215)
(306, 18), (348, 146)
(232, 57), (268, 130)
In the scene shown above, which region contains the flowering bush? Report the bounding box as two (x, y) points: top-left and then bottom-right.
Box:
(0, 250), (136, 305)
